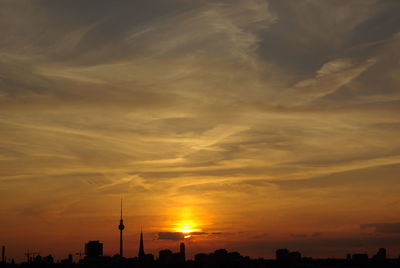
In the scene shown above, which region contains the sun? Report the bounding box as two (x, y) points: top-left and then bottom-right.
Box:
(174, 218), (199, 234)
(174, 223), (201, 239)
(179, 227), (195, 239)
(179, 227), (194, 233)
(176, 223), (198, 239)
(171, 206), (205, 238)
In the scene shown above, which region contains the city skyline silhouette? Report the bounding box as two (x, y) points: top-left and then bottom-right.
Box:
(1, 203), (400, 265)
(1, 205), (400, 268)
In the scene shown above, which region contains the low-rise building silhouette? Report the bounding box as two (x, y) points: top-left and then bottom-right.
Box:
(158, 249), (173, 264)
(158, 243), (185, 264)
(351, 253), (368, 262)
(194, 249), (249, 266)
(373, 248), (386, 260)
(84, 241), (103, 257)
(2, 246), (5, 266)
(276, 248), (301, 261)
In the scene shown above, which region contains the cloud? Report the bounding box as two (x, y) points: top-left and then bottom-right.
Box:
(251, 232), (269, 239)
(361, 223), (400, 234)
(191, 232), (208, 236)
(291, 57), (376, 103)
(291, 232), (322, 238)
(262, 163), (400, 191)
(157, 231), (210, 240)
(158, 232), (185, 241)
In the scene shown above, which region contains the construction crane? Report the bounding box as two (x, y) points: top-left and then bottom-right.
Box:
(24, 251), (39, 263)
(75, 251), (83, 261)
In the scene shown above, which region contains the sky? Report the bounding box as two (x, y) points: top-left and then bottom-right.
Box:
(1, 0), (400, 262)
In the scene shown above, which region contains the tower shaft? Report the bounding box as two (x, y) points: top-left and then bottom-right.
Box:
(119, 227), (123, 256)
(118, 199), (125, 257)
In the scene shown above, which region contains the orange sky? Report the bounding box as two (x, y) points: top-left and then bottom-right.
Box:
(1, 0), (400, 262)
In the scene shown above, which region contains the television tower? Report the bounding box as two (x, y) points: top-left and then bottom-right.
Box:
(118, 199), (125, 257)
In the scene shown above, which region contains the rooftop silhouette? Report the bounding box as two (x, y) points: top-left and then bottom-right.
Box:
(4, 244), (399, 268)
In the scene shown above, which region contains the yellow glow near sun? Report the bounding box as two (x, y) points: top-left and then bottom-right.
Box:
(169, 206), (207, 238)
(175, 222), (200, 233)
(180, 227), (193, 233)
(174, 220), (201, 235)
(178, 226), (198, 239)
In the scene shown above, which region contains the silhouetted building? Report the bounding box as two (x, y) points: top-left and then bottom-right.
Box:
(214, 249), (228, 264)
(60, 254), (73, 266)
(85, 241), (103, 257)
(290, 251), (302, 261)
(194, 253), (208, 263)
(138, 231), (145, 262)
(351, 254), (368, 262)
(276, 248), (301, 261)
(144, 254), (154, 263)
(276, 249), (289, 261)
(34, 255), (42, 264)
(171, 253), (183, 264)
(214, 249), (228, 256)
(180, 242), (185, 262)
(227, 252), (242, 262)
(158, 250), (173, 264)
(158, 243), (185, 265)
(373, 248), (386, 260)
(1, 246), (5, 265)
(118, 199), (125, 257)
(193, 249), (248, 266)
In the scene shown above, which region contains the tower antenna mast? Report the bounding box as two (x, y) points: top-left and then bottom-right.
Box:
(118, 198), (125, 257)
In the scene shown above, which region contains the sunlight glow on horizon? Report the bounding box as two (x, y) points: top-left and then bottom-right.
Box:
(172, 207), (203, 236)
(180, 228), (194, 233)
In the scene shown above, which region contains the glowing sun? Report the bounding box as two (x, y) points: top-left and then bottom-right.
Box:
(180, 227), (193, 233)
(175, 224), (200, 239)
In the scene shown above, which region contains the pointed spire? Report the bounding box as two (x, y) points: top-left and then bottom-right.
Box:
(138, 229), (145, 261)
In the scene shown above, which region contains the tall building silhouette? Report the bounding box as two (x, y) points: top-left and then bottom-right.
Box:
(138, 230), (145, 261)
(118, 199), (125, 257)
(2, 246), (5, 265)
(180, 242), (185, 262)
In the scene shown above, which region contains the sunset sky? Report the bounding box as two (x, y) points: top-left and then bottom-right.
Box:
(1, 0), (400, 262)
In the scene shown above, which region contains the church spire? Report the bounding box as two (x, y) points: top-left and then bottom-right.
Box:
(138, 228), (145, 261)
